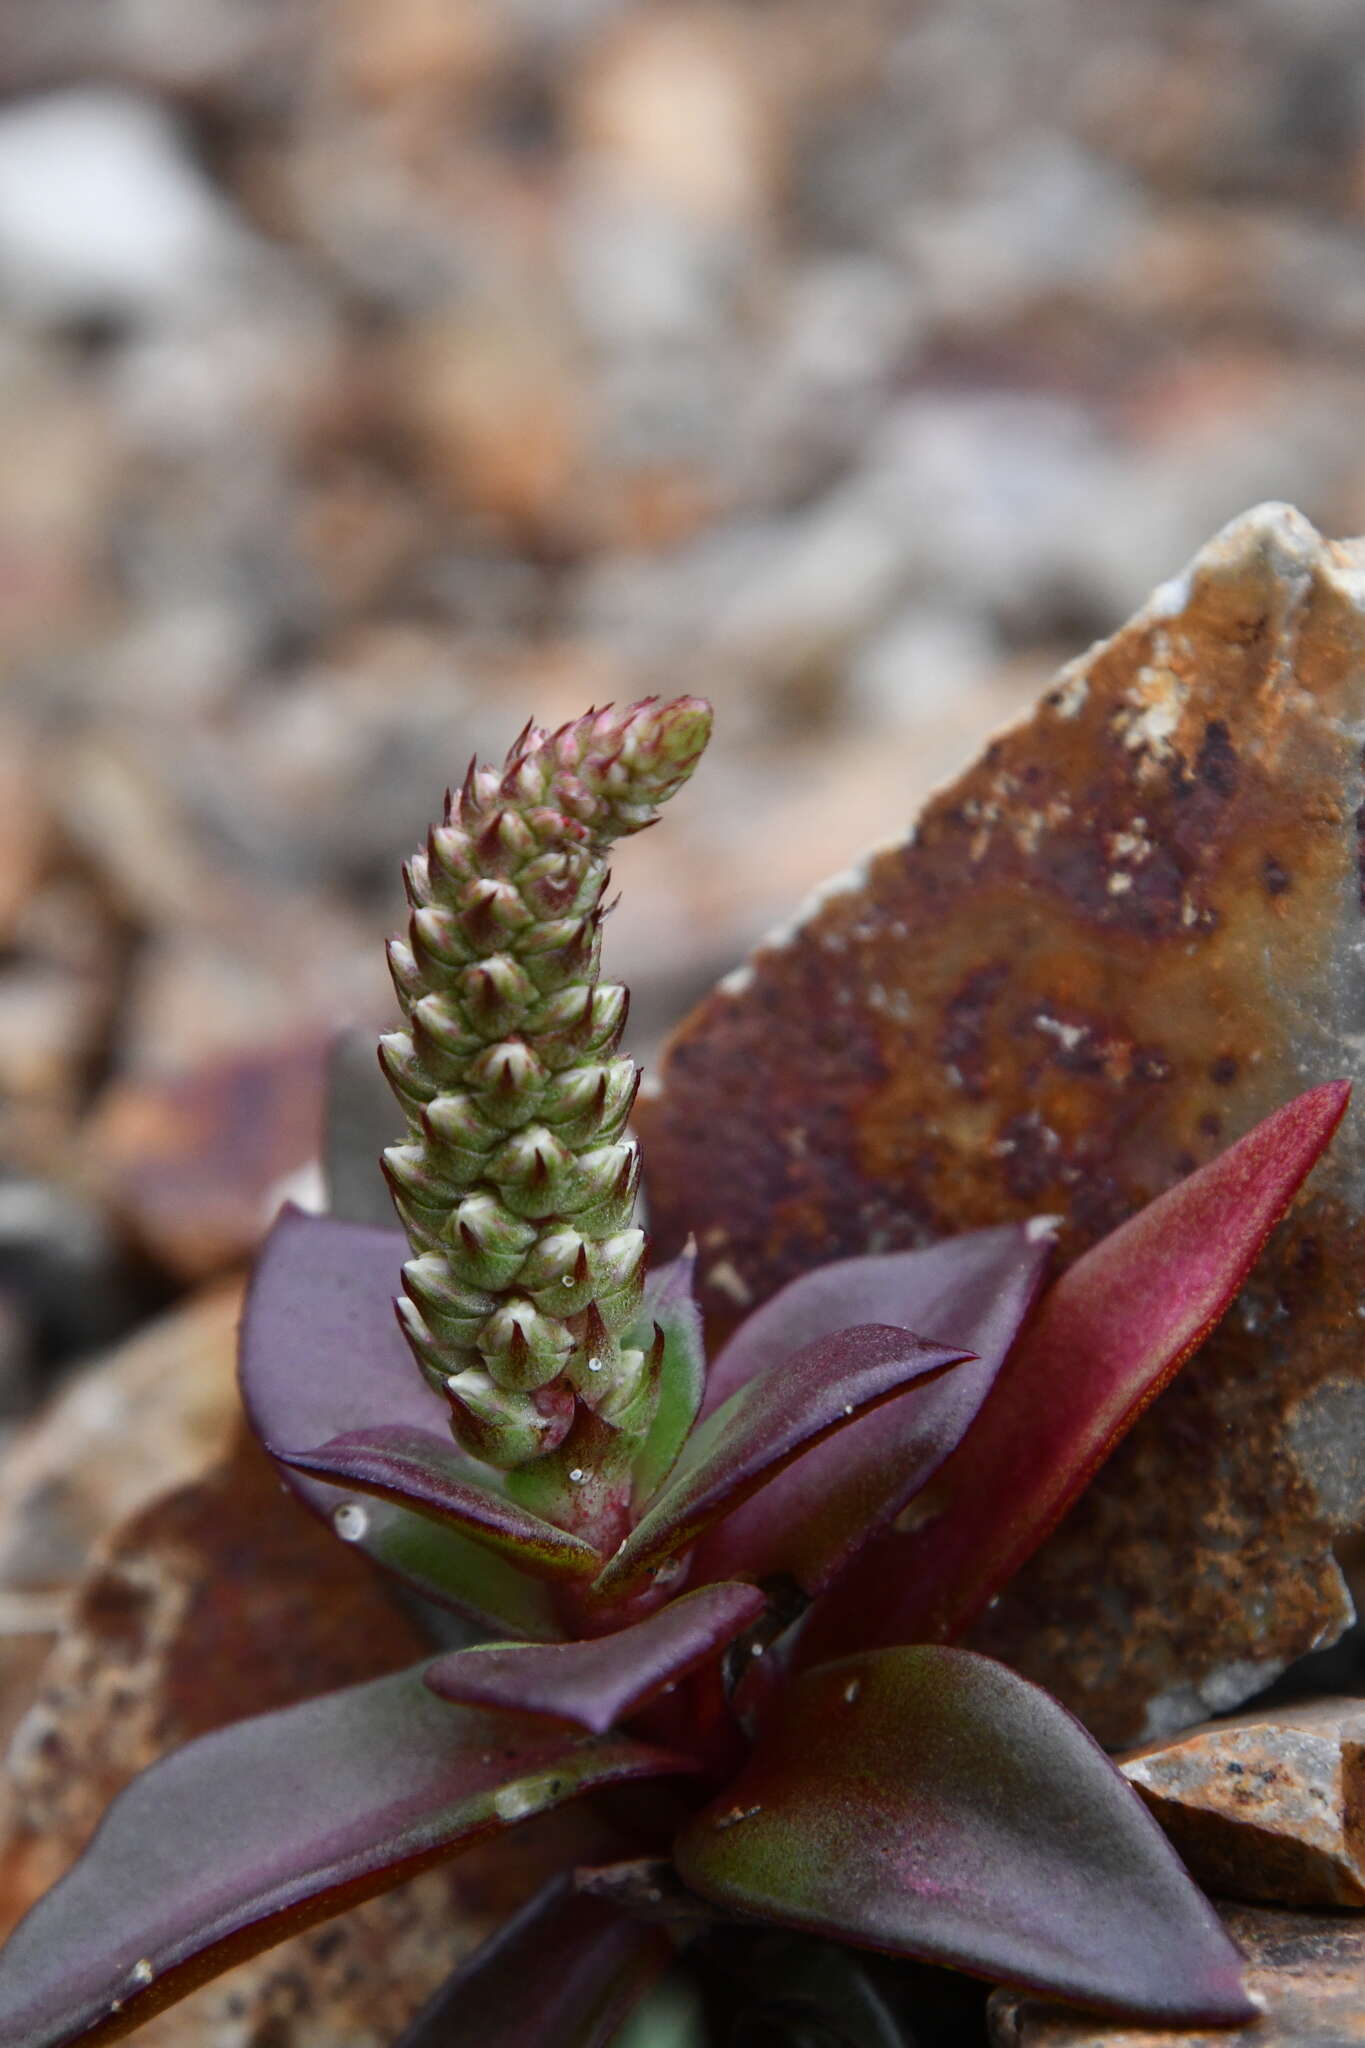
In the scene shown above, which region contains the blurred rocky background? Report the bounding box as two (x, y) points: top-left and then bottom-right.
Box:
(1, 0), (1365, 1693)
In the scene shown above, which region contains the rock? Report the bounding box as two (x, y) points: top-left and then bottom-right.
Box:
(989, 1904), (1365, 2047)
(1118, 1698), (1365, 1909)
(0, 88), (257, 323)
(0, 1177), (128, 1371)
(86, 1038), (328, 1281)
(0, 1282), (241, 1600)
(0, 717), (51, 947)
(569, 8), (781, 228)
(639, 504), (1365, 1746)
(0, 1438), (600, 2044)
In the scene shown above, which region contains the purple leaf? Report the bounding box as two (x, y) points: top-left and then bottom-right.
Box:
(592, 1326), (971, 1599)
(241, 1206), (559, 1635)
(800, 1079), (1351, 1664)
(674, 1647), (1253, 2025)
(693, 1225), (1049, 1597)
(424, 1582), (767, 1734)
(629, 1248), (707, 1504)
(277, 1425), (604, 1580)
(395, 1876), (668, 2048)
(0, 1666), (692, 2048)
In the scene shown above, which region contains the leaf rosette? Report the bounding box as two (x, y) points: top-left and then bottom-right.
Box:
(0, 697), (1349, 2048)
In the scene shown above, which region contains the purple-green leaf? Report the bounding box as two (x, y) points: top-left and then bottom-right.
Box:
(0, 1666), (691, 2048)
(395, 1876), (668, 2048)
(276, 1425), (604, 1580)
(241, 1206), (558, 1635)
(674, 1647), (1253, 2025)
(692, 1225), (1048, 1598)
(628, 1248), (707, 1504)
(424, 1582), (767, 1734)
(799, 1079), (1351, 1665)
(592, 1325), (971, 1599)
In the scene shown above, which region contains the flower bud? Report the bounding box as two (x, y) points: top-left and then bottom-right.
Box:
(478, 1297), (576, 1392)
(445, 1367), (575, 1467)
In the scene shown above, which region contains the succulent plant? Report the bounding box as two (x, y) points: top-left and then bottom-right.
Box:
(0, 699), (1349, 2048)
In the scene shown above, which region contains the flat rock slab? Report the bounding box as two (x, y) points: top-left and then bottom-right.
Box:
(1120, 1697), (1365, 1907)
(989, 1905), (1365, 2047)
(640, 503), (1365, 1746)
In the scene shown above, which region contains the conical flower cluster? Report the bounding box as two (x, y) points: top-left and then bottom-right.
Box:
(381, 697), (712, 1469)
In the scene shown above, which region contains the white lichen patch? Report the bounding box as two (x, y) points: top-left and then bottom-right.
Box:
(1033, 1013), (1088, 1054)
(1112, 662), (1186, 774)
(1050, 666), (1090, 719)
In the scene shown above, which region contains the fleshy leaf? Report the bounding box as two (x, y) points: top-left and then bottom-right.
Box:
(800, 1079), (1350, 1664)
(592, 1326), (971, 1598)
(241, 1205), (558, 1635)
(0, 1666), (691, 2048)
(628, 1248), (707, 1504)
(692, 1224), (1049, 1598)
(395, 1876), (669, 2048)
(276, 1425), (604, 1580)
(674, 1647), (1253, 2025)
(424, 1582), (766, 1734)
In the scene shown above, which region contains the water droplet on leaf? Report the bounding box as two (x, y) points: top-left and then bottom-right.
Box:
(587, 1355), (603, 1372)
(493, 1773), (565, 1823)
(714, 1803), (762, 1831)
(333, 1502), (369, 1543)
(568, 1467), (586, 1483)
(843, 1678), (861, 1704)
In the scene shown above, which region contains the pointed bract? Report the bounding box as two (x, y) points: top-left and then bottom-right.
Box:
(592, 1325), (972, 1598)
(692, 1225), (1049, 1599)
(424, 1582), (767, 1734)
(275, 1424), (605, 1580)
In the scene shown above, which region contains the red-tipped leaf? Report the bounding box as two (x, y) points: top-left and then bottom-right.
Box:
(674, 1647), (1254, 2025)
(424, 1582), (767, 1734)
(799, 1079), (1350, 1665)
(276, 1425), (604, 1580)
(693, 1225), (1049, 1597)
(592, 1325), (971, 1598)
(0, 1667), (691, 2048)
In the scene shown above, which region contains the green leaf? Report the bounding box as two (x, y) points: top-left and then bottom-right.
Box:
(628, 1249), (707, 1505)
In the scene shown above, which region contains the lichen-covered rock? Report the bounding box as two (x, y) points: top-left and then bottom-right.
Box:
(639, 503), (1365, 1745)
(989, 1905), (1365, 2047)
(1120, 1698), (1365, 1908)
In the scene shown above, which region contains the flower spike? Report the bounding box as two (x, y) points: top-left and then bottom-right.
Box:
(380, 698), (712, 1469)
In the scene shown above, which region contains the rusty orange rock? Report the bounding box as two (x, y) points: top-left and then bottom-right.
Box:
(989, 1904), (1365, 2047)
(1120, 1698), (1365, 1909)
(639, 503), (1365, 1745)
